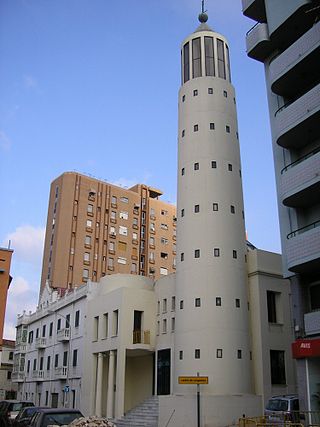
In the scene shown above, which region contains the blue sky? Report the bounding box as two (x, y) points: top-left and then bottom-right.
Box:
(0, 0), (280, 339)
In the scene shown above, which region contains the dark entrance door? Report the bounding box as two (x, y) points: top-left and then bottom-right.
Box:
(157, 349), (171, 395)
(51, 392), (59, 408)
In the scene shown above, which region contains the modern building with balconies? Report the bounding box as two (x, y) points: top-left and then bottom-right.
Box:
(243, 0), (320, 412)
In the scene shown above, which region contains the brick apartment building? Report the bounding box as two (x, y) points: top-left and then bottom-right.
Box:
(40, 172), (177, 294)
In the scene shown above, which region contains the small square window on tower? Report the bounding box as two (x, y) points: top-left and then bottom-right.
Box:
(216, 349), (223, 358)
(214, 248), (220, 257)
(223, 90), (228, 98)
(193, 89), (198, 96)
(216, 297), (222, 306)
(233, 250), (237, 259)
(182, 94), (186, 102)
(237, 349), (242, 359)
(226, 125), (230, 133)
(194, 124), (199, 132)
(236, 298), (240, 308)
(179, 350), (183, 360)
(213, 203), (219, 211)
(211, 160), (217, 168)
(195, 349), (200, 359)
(230, 205), (235, 214)
(208, 87), (213, 94)
(194, 204), (200, 213)
(182, 129), (185, 137)
(181, 167), (185, 176)
(194, 162), (199, 170)
(210, 122), (215, 130)
(181, 253), (184, 262)
(195, 298), (201, 307)
(180, 300), (184, 309)
(194, 249), (200, 258)
(228, 163), (233, 171)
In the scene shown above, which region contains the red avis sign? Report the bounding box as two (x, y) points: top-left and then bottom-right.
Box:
(292, 338), (320, 359)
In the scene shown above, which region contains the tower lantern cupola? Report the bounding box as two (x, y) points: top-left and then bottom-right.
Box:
(181, 5), (231, 85)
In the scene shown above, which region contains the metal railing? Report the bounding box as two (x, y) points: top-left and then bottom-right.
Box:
(239, 411), (320, 427)
(133, 330), (150, 345)
(275, 100), (293, 117)
(287, 220), (320, 239)
(281, 146), (320, 174)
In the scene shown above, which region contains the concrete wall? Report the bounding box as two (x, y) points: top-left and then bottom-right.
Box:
(159, 394), (262, 427)
(248, 249), (297, 405)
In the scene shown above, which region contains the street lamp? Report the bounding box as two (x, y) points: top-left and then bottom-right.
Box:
(48, 310), (71, 408)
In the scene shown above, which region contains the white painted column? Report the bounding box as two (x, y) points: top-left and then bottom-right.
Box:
(95, 352), (104, 416)
(106, 350), (115, 419)
(115, 349), (126, 419)
(89, 352), (98, 416)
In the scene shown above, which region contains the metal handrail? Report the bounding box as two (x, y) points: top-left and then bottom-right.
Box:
(287, 220), (320, 239)
(281, 146), (320, 174)
(274, 100), (293, 117)
(246, 22), (260, 36)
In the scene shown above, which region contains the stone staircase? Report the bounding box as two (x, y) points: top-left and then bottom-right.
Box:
(114, 396), (159, 427)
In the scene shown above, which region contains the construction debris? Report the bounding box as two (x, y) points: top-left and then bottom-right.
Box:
(48, 416), (116, 427)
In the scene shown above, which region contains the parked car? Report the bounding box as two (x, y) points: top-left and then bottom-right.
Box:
(0, 400), (35, 426)
(13, 407), (47, 427)
(265, 394), (301, 422)
(27, 408), (83, 427)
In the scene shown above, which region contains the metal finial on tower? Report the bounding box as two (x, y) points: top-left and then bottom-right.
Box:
(198, 0), (208, 23)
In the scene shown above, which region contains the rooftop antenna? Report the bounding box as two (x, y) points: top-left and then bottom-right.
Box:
(199, 0), (208, 23)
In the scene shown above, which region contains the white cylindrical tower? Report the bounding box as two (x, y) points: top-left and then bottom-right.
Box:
(174, 12), (253, 395)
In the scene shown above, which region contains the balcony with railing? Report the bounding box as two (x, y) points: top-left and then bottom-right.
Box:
(270, 22), (320, 96)
(55, 366), (68, 379)
(304, 311), (320, 336)
(32, 370), (45, 381)
(286, 221), (320, 273)
(11, 371), (25, 382)
(131, 330), (152, 351)
(35, 337), (47, 349)
(275, 83), (320, 149)
(57, 328), (70, 342)
(133, 330), (150, 345)
(280, 148), (320, 207)
(246, 22), (272, 62)
(242, 0), (266, 22)
(15, 343), (27, 354)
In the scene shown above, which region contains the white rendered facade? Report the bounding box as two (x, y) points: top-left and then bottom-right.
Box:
(0, 340), (17, 399)
(175, 19), (253, 397)
(247, 248), (297, 406)
(13, 284), (86, 409)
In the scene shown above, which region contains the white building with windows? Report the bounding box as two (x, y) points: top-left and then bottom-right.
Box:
(13, 283), (86, 409)
(13, 247), (296, 425)
(0, 340), (17, 400)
